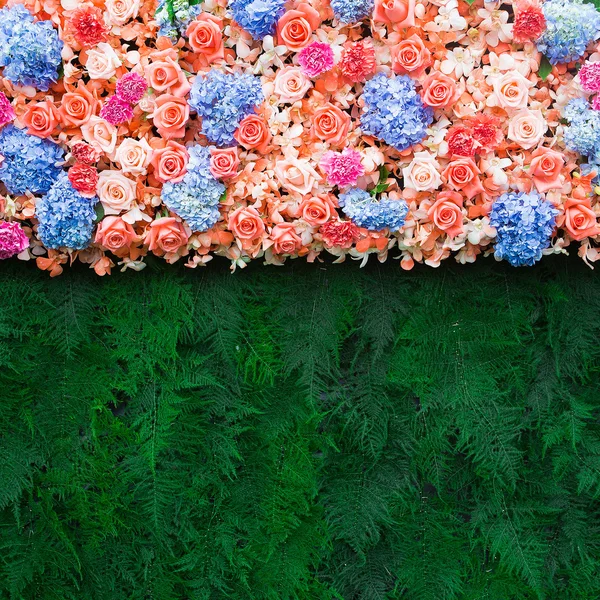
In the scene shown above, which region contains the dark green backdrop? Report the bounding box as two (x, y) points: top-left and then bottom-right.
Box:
(1, 256), (599, 599)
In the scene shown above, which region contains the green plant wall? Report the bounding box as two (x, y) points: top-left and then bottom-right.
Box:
(1, 257), (600, 599)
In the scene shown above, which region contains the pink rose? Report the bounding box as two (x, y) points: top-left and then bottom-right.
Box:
(298, 194), (337, 226)
(442, 158), (484, 200)
(209, 147), (239, 179)
(427, 192), (464, 238)
(152, 95), (189, 140)
(95, 216), (137, 252)
(105, 0), (140, 25)
(275, 157), (320, 196)
(97, 170), (137, 215)
(402, 151), (442, 192)
(563, 198), (600, 241)
(85, 43), (121, 80)
(373, 0), (415, 26)
(151, 141), (189, 183)
(22, 101), (59, 138)
(145, 217), (190, 254)
(228, 206), (265, 240)
(273, 67), (312, 104)
(391, 34), (431, 77)
(114, 138), (153, 176)
(270, 223), (302, 254)
(529, 147), (564, 193)
(507, 109), (546, 150)
(491, 72), (533, 111)
(421, 72), (460, 109)
(234, 114), (271, 154)
(310, 104), (351, 147)
(276, 2), (321, 51)
(186, 14), (224, 64)
(81, 116), (117, 155)
(145, 56), (191, 98)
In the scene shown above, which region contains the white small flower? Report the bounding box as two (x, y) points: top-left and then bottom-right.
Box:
(441, 48), (475, 78)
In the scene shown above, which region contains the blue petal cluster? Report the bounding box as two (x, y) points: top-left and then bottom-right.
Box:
(360, 73), (433, 152)
(36, 172), (98, 250)
(490, 191), (558, 267)
(339, 188), (408, 232)
(330, 0), (373, 23)
(155, 0), (202, 40)
(230, 0), (286, 39)
(0, 5), (63, 91)
(536, 0), (600, 65)
(562, 99), (600, 165)
(0, 125), (63, 195)
(161, 145), (226, 232)
(189, 70), (263, 146)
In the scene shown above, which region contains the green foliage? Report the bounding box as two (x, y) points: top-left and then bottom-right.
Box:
(1, 256), (600, 599)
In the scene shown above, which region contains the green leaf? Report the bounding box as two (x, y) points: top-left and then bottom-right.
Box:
(94, 202), (105, 223)
(539, 56), (553, 81)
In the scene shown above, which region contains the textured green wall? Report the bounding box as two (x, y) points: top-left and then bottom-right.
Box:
(1, 257), (599, 599)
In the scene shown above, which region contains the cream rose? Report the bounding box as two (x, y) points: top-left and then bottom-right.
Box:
(114, 138), (154, 176)
(97, 170), (137, 215)
(402, 151), (442, 192)
(507, 109), (546, 150)
(273, 67), (312, 104)
(81, 116), (118, 155)
(105, 0), (140, 25)
(274, 157), (320, 196)
(85, 43), (122, 80)
(490, 71), (533, 111)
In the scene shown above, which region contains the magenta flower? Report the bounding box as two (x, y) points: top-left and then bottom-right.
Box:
(298, 42), (335, 78)
(116, 72), (148, 104)
(593, 95), (600, 111)
(0, 220), (29, 259)
(100, 95), (134, 126)
(0, 92), (15, 129)
(321, 148), (365, 188)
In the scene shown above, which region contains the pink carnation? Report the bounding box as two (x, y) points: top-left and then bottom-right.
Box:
(339, 39), (376, 83)
(70, 142), (100, 165)
(0, 92), (15, 129)
(579, 62), (600, 93)
(320, 220), (360, 249)
(0, 221), (29, 259)
(100, 95), (134, 126)
(593, 95), (600, 111)
(512, 1), (546, 43)
(297, 42), (335, 78)
(116, 72), (148, 104)
(320, 148), (365, 188)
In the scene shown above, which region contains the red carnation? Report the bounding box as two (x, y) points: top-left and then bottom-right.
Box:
(447, 126), (475, 157)
(469, 114), (503, 152)
(68, 6), (109, 48)
(320, 221), (361, 249)
(512, 1), (546, 44)
(71, 142), (99, 166)
(68, 163), (99, 198)
(340, 40), (377, 83)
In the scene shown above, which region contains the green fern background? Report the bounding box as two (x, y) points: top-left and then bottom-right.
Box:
(1, 256), (600, 599)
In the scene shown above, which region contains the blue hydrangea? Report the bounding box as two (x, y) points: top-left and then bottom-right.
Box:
(155, 0), (202, 40)
(562, 99), (600, 165)
(490, 191), (558, 267)
(0, 125), (63, 195)
(0, 5), (63, 91)
(189, 70), (263, 146)
(536, 0), (600, 65)
(339, 188), (408, 232)
(230, 0), (286, 39)
(330, 0), (373, 23)
(161, 145), (226, 232)
(36, 172), (98, 250)
(360, 73), (433, 152)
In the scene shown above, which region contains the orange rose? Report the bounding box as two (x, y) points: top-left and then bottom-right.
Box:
(373, 0), (415, 26)
(276, 2), (321, 51)
(427, 192), (464, 238)
(298, 194), (337, 226)
(442, 158), (484, 200)
(186, 14), (224, 64)
(391, 35), (431, 77)
(59, 83), (98, 128)
(151, 141), (189, 183)
(310, 104), (351, 147)
(22, 101), (59, 138)
(209, 147), (239, 179)
(228, 206), (265, 240)
(145, 56), (190, 98)
(270, 223), (302, 254)
(234, 114), (271, 153)
(421, 72), (460, 109)
(529, 147), (564, 193)
(563, 198), (600, 241)
(152, 95), (189, 140)
(95, 216), (137, 252)
(145, 217), (190, 254)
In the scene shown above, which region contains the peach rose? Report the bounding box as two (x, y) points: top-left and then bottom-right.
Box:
(152, 95), (189, 140)
(273, 67), (312, 104)
(402, 151), (442, 192)
(151, 141), (189, 183)
(276, 2), (321, 51)
(442, 158), (484, 199)
(209, 147), (239, 179)
(95, 216), (137, 252)
(373, 0), (415, 26)
(299, 194), (336, 226)
(114, 138), (153, 176)
(85, 43), (121, 80)
(491, 72), (533, 111)
(228, 206), (265, 240)
(529, 147), (564, 193)
(59, 84), (98, 129)
(145, 217), (190, 254)
(427, 192), (464, 238)
(270, 223), (302, 254)
(22, 101), (59, 138)
(275, 157), (320, 196)
(105, 0), (140, 25)
(145, 57), (190, 98)
(391, 34), (431, 77)
(186, 14), (224, 63)
(507, 109), (546, 150)
(421, 72), (460, 109)
(234, 114), (271, 153)
(563, 198), (600, 241)
(310, 104), (351, 147)
(97, 170), (137, 215)
(81, 116), (117, 155)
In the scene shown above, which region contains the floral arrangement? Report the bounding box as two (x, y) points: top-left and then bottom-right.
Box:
(0, 0), (599, 275)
